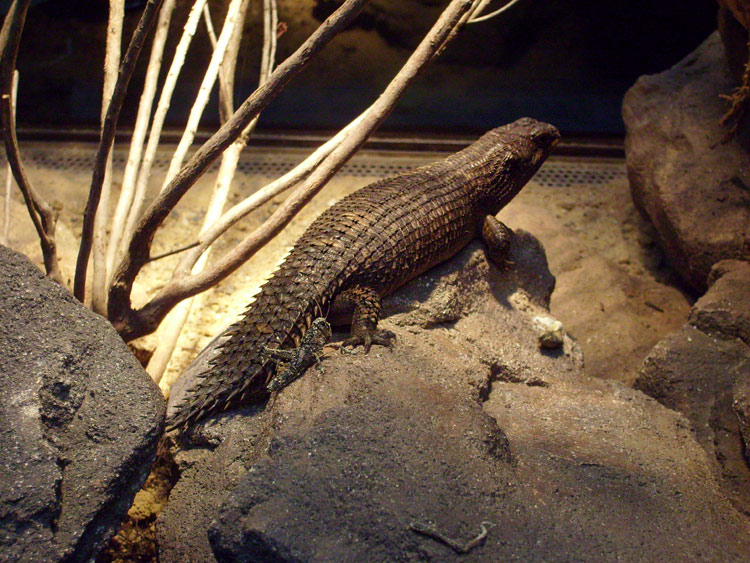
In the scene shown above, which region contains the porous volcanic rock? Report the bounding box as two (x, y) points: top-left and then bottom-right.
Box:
(623, 32), (750, 292)
(158, 234), (750, 562)
(636, 259), (750, 515)
(0, 246), (165, 562)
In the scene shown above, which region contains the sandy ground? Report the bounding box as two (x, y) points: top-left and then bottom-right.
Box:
(5, 141), (692, 392)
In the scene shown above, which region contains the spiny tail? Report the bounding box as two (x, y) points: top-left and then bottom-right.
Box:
(165, 269), (335, 433)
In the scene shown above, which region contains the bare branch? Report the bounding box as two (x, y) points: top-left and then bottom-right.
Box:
(160, 0), (245, 191)
(1, 70), (17, 246)
(146, 240), (200, 262)
(109, 0), (369, 340)
(173, 112), (364, 278)
(202, 2), (237, 123)
(0, 0), (62, 283)
(147, 0), (255, 384)
(116, 0), (209, 267)
(74, 0), (165, 302)
(106, 0), (177, 287)
(467, 0), (494, 19)
(468, 0), (523, 23)
(112, 0), (476, 341)
(91, 0), (125, 313)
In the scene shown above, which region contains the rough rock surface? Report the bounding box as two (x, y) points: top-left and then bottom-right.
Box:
(159, 234), (750, 562)
(635, 259), (750, 515)
(500, 201), (691, 386)
(0, 246), (165, 562)
(623, 32), (750, 292)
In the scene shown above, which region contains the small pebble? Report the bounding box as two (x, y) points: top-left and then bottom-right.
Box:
(533, 316), (565, 349)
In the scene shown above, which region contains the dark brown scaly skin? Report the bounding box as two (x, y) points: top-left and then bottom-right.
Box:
(166, 118), (560, 432)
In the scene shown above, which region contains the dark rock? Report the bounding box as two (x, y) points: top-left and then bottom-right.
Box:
(635, 259), (750, 515)
(0, 246), (165, 562)
(159, 234), (750, 562)
(623, 32), (750, 292)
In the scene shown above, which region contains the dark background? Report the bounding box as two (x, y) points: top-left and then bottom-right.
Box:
(11, 0), (718, 137)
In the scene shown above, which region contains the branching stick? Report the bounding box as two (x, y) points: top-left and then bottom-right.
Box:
(0, 0), (62, 283)
(110, 0), (476, 341)
(74, 0), (165, 302)
(106, 0), (177, 286)
(108, 0), (369, 339)
(91, 0), (125, 312)
(1, 70), (17, 246)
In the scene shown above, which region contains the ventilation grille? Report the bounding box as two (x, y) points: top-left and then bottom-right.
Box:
(533, 160), (626, 187)
(11, 143), (626, 185)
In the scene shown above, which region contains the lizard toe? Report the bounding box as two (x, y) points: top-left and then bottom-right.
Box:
(340, 329), (395, 354)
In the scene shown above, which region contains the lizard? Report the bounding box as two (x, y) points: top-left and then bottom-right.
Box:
(166, 117), (560, 433)
(263, 316), (332, 393)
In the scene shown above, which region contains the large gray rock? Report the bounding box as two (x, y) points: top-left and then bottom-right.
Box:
(623, 32), (750, 292)
(159, 234), (750, 562)
(0, 246), (165, 562)
(635, 259), (750, 515)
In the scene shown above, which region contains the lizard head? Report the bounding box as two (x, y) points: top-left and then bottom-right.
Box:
(310, 317), (333, 343)
(475, 118), (560, 212)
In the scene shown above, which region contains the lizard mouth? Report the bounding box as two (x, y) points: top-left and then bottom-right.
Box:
(532, 124), (561, 152)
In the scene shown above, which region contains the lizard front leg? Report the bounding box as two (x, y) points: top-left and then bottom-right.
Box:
(481, 215), (514, 265)
(261, 346), (298, 362)
(337, 285), (394, 353)
(265, 317), (332, 392)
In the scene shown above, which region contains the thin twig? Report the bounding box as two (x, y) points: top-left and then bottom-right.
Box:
(74, 0), (165, 302)
(409, 520), (494, 554)
(1, 69), (17, 246)
(91, 0), (125, 313)
(0, 0), (62, 283)
(468, 0), (523, 23)
(145, 0), (475, 313)
(117, 0), (209, 266)
(146, 240), (200, 262)
(160, 0), (244, 192)
(202, 2), (236, 123)
(106, 0), (177, 287)
(108, 0), (369, 340)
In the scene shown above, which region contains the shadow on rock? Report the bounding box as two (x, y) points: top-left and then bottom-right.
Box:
(158, 234), (750, 562)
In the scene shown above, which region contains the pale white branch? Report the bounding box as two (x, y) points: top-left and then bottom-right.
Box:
(91, 0), (125, 313)
(160, 0), (245, 191)
(1, 69), (17, 246)
(468, 0), (523, 23)
(106, 0), (177, 287)
(158, 0), (476, 298)
(118, 0), (209, 263)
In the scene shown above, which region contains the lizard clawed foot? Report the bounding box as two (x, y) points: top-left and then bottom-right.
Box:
(182, 420), (223, 449)
(340, 329), (395, 354)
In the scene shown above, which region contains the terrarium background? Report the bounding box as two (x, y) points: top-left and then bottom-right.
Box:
(14, 0), (717, 136)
